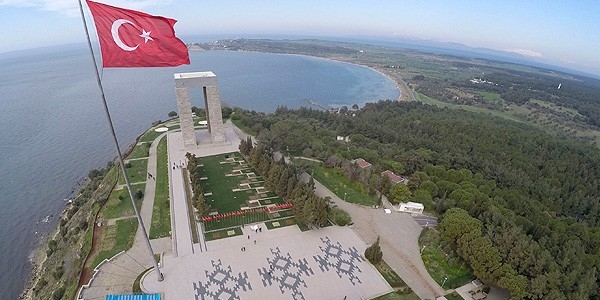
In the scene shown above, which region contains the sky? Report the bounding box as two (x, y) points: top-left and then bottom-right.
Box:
(1, 0), (599, 75)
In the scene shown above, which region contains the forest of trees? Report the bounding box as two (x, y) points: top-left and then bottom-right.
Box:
(232, 100), (600, 299)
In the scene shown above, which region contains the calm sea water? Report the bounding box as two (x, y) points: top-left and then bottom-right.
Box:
(0, 45), (397, 298)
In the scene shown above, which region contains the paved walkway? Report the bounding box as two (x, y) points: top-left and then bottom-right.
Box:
(80, 132), (169, 299)
(303, 173), (445, 299)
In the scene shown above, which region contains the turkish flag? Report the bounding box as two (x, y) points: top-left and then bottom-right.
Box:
(86, 0), (190, 67)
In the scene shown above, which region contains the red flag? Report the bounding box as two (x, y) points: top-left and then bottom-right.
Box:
(86, 0), (190, 67)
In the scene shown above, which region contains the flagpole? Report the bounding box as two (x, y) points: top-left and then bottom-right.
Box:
(78, 0), (163, 282)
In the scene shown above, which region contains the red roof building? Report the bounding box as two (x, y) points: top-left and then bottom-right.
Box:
(352, 158), (372, 169)
(381, 170), (407, 185)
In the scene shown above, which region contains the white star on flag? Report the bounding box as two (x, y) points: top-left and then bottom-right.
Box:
(139, 29), (153, 43)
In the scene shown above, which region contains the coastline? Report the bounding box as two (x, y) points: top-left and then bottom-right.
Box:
(20, 176), (91, 299)
(189, 48), (405, 104)
(20, 177), (90, 299)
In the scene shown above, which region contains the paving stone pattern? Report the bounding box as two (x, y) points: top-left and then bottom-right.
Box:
(193, 259), (252, 300)
(313, 236), (364, 285)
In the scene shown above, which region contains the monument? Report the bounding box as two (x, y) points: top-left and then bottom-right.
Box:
(174, 71), (226, 147)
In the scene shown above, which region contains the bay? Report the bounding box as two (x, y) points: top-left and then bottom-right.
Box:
(0, 45), (397, 298)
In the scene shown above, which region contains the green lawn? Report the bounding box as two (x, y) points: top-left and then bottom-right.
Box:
(310, 163), (378, 206)
(127, 143), (150, 159)
(265, 217), (296, 229)
(101, 183), (145, 219)
(420, 228), (475, 289)
(480, 91), (502, 102)
(231, 118), (257, 136)
(92, 218), (138, 268)
(139, 129), (165, 143)
(120, 159), (148, 185)
(197, 152), (287, 231)
(204, 227), (243, 241)
(417, 92), (526, 125)
(149, 137), (171, 239)
(198, 153), (284, 213)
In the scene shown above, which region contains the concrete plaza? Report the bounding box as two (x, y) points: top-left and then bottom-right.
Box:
(144, 226), (392, 300)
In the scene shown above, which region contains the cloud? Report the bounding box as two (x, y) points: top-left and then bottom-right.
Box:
(503, 48), (543, 58)
(0, 0), (173, 17)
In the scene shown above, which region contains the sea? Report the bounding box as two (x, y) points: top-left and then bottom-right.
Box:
(0, 44), (398, 299)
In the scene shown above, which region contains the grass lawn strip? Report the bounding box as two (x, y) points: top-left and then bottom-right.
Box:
(127, 142), (150, 159)
(149, 137), (171, 239)
(91, 218), (138, 268)
(198, 152), (288, 231)
(204, 227), (243, 241)
(119, 158), (148, 185)
(265, 217), (296, 229)
(310, 163), (378, 206)
(420, 228), (474, 289)
(101, 183), (145, 219)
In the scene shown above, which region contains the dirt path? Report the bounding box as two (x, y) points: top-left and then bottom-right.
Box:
(78, 223), (104, 287)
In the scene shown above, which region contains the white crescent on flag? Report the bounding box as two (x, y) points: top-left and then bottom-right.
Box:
(111, 19), (139, 51)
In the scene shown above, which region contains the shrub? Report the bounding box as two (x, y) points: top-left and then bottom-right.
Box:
(365, 236), (383, 264)
(134, 189), (144, 200)
(52, 286), (65, 300)
(329, 207), (352, 226)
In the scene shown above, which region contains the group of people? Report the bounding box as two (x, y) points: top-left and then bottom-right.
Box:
(240, 224), (264, 251)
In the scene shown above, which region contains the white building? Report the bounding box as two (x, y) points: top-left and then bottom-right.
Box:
(397, 202), (424, 214)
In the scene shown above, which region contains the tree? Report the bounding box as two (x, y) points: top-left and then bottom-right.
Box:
(352, 104), (359, 110)
(168, 110), (178, 118)
(222, 106), (233, 118)
(365, 236), (383, 264)
(389, 184), (411, 204)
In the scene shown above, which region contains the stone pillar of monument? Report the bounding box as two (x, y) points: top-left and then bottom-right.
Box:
(174, 71), (226, 147)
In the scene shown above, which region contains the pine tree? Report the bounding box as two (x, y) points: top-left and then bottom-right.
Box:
(365, 236), (383, 264)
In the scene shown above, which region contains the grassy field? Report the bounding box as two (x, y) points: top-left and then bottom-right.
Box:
(139, 129), (166, 143)
(231, 117), (258, 136)
(204, 227), (243, 241)
(197, 152), (289, 231)
(101, 183), (145, 219)
(119, 158), (148, 185)
(127, 142), (150, 159)
(149, 137), (171, 239)
(310, 163), (378, 206)
(92, 218), (138, 268)
(265, 216), (297, 229)
(480, 91), (502, 102)
(198, 152), (285, 213)
(417, 92), (526, 125)
(420, 228), (474, 289)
